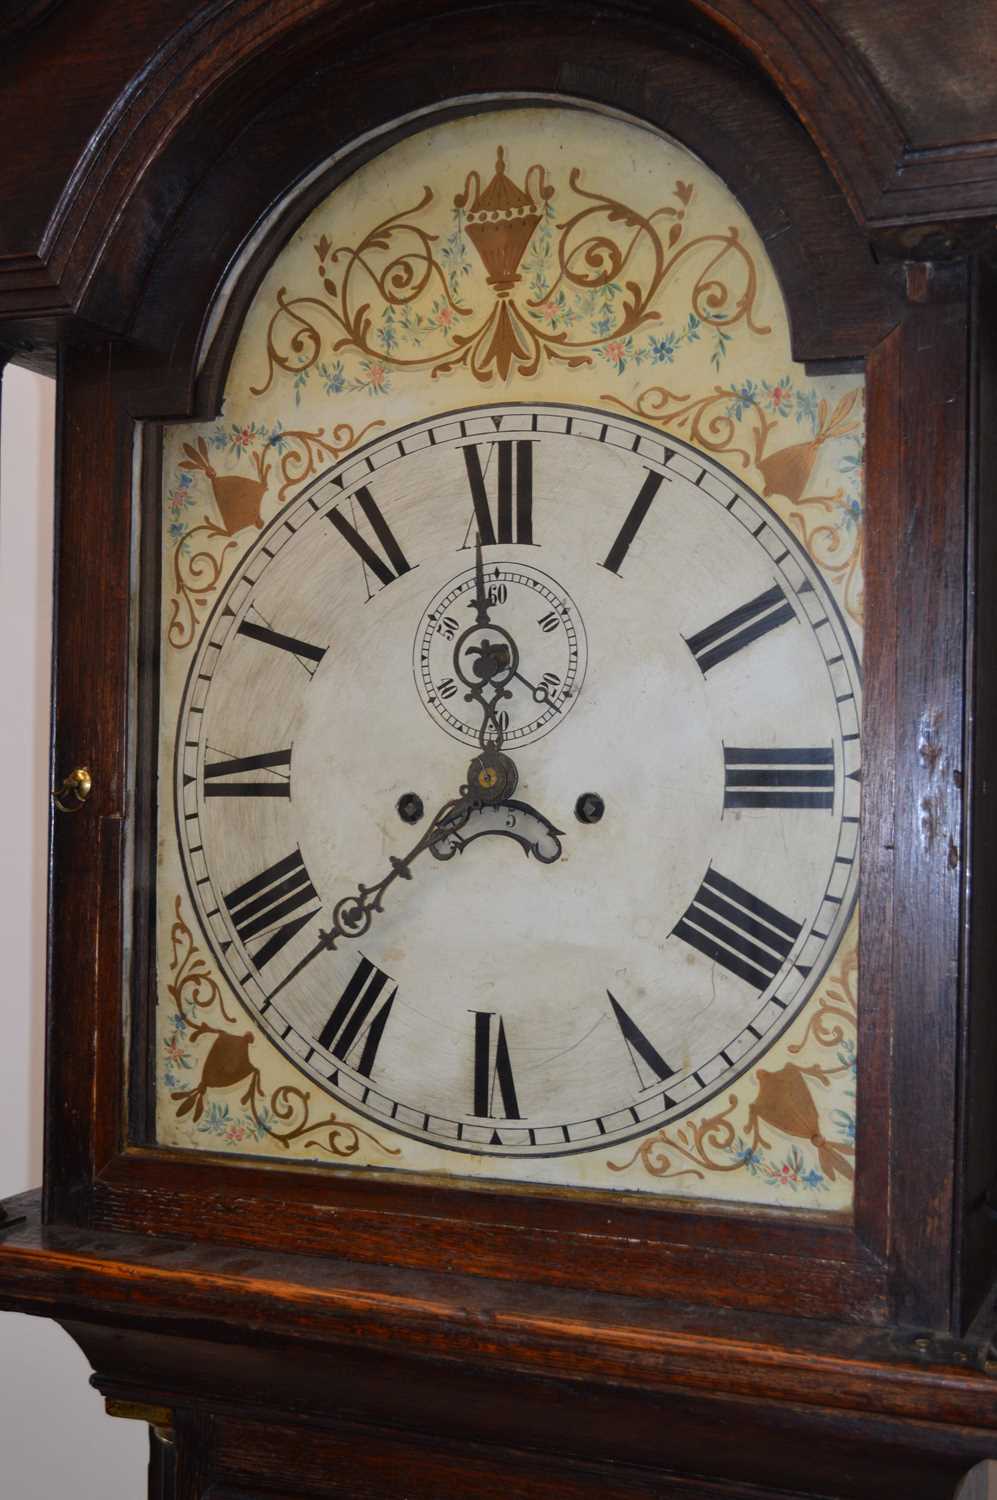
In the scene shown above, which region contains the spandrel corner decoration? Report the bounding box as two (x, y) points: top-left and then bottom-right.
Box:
(156, 108), (863, 1209)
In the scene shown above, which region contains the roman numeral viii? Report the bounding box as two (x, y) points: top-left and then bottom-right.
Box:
(462, 440), (535, 544)
(673, 868), (801, 991)
(472, 1012), (520, 1119)
(203, 747), (291, 797)
(317, 956), (396, 1078)
(724, 746), (834, 810)
(327, 486), (411, 595)
(223, 849), (319, 969)
(686, 584), (796, 674)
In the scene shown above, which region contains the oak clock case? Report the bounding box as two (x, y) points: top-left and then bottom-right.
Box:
(152, 106), (864, 1209)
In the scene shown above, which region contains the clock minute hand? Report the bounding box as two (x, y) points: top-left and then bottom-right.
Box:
(267, 793), (472, 1001)
(472, 532), (491, 626)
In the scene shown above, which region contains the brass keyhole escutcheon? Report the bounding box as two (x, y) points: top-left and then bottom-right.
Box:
(53, 766), (93, 813)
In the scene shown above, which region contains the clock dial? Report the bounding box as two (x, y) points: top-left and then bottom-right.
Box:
(175, 403), (860, 1157)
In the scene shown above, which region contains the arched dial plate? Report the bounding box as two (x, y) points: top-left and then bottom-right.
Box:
(175, 403), (860, 1158)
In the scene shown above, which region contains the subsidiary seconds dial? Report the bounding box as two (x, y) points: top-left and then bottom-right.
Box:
(175, 403), (861, 1158)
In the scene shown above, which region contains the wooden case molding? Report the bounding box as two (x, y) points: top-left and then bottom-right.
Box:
(3, 5), (997, 1498)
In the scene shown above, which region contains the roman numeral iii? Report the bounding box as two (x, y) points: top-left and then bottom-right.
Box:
(471, 1012), (520, 1119)
(686, 584), (796, 674)
(462, 440), (535, 544)
(327, 485), (411, 593)
(318, 956), (396, 1077)
(724, 746), (835, 810)
(223, 849), (319, 969)
(673, 868), (801, 991)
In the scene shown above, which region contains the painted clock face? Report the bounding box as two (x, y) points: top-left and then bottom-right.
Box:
(175, 401), (860, 1157)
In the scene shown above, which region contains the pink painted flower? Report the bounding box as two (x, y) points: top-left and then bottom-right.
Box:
(604, 340), (626, 363)
(540, 299), (559, 320)
(368, 362), (386, 388)
(225, 1123), (247, 1143)
(436, 305), (456, 327)
(165, 1037), (187, 1063)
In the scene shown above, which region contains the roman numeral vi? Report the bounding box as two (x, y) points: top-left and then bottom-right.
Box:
(471, 1012), (520, 1119)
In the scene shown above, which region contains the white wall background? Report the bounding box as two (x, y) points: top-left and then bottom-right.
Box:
(0, 363), (147, 1497)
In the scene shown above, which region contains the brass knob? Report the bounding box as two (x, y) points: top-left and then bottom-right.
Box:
(53, 766), (92, 813)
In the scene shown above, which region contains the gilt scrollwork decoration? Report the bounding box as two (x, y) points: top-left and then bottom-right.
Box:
(166, 421), (384, 649)
(607, 936), (858, 1193)
(250, 149), (770, 394)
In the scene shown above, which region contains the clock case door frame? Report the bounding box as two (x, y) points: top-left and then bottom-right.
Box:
(39, 4), (992, 1338)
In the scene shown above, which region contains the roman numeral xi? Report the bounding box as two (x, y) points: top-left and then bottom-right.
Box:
(327, 485), (411, 594)
(673, 868), (802, 992)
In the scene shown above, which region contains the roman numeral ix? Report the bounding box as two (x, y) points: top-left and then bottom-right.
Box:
(724, 746), (835, 810)
(203, 747), (292, 797)
(462, 440), (535, 545)
(686, 584), (796, 674)
(317, 956), (396, 1078)
(223, 849), (319, 970)
(673, 868), (802, 991)
(327, 485), (411, 595)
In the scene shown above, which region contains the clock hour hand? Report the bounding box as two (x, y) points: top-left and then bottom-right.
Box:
(267, 792), (472, 1000)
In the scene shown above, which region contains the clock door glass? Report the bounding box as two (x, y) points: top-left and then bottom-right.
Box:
(153, 106), (863, 1208)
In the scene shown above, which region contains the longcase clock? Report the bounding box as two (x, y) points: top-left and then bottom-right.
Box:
(1, 4), (996, 1498)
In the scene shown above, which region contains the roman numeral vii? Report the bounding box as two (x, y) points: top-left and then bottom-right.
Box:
(318, 956), (396, 1078)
